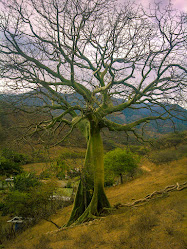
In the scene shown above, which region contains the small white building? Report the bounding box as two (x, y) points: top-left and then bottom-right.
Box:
(7, 216), (23, 231)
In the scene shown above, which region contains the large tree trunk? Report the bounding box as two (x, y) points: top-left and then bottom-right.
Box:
(66, 137), (94, 226)
(66, 122), (110, 226)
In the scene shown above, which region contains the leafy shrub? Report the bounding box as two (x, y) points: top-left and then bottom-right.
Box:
(0, 202), (5, 210)
(177, 144), (187, 156)
(59, 151), (85, 159)
(2, 190), (30, 216)
(1, 149), (30, 164)
(103, 139), (117, 150)
(129, 145), (149, 155)
(65, 180), (72, 188)
(104, 148), (139, 184)
(104, 171), (115, 187)
(67, 168), (81, 178)
(2, 180), (57, 218)
(55, 153), (82, 179)
(56, 171), (65, 179)
(13, 173), (41, 192)
(0, 149), (31, 176)
(55, 159), (69, 179)
(39, 170), (51, 180)
(150, 149), (179, 164)
(39, 163), (66, 180)
(151, 131), (186, 150)
(0, 155), (22, 176)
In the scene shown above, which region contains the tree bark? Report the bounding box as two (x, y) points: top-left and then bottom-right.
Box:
(66, 137), (93, 226)
(66, 122), (110, 225)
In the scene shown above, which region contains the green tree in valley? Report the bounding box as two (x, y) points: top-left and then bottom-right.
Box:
(0, 0), (186, 225)
(104, 148), (138, 184)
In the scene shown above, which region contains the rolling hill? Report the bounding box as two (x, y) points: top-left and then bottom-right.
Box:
(2, 156), (187, 249)
(1, 90), (187, 137)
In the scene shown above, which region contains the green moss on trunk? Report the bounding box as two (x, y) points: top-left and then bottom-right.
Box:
(67, 122), (110, 226)
(66, 137), (93, 226)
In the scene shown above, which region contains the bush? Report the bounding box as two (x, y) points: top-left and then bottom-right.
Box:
(65, 180), (72, 188)
(129, 145), (149, 155)
(151, 131), (186, 150)
(1, 149), (30, 164)
(2, 190), (30, 216)
(55, 159), (69, 179)
(150, 149), (179, 164)
(0, 148), (31, 176)
(67, 168), (81, 178)
(0, 202), (5, 211)
(59, 151), (85, 160)
(0, 155), (22, 176)
(104, 171), (115, 187)
(13, 173), (41, 192)
(39, 170), (51, 180)
(177, 144), (187, 156)
(104, 148), (139, 184)
(2, 180), (57, 218)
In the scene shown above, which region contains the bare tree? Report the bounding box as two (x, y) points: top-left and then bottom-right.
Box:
(0, 0), (186, 225)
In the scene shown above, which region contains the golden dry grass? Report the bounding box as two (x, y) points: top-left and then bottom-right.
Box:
(23, 162), (49, 175)
(3, 157), (187, 249)
(22, 146), (86, 175)
(48, 146), (86, 159)
(23, 159), (84, 176)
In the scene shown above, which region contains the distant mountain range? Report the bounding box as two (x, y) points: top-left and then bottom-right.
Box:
(0, 90), (187, 135)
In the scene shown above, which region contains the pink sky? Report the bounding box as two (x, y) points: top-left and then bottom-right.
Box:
(172, 0), (187, 11)
(131, 0), (187, 11)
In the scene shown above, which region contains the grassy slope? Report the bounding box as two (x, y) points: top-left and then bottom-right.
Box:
(22, 146), (86, 175)
(4, 157), (187, 249)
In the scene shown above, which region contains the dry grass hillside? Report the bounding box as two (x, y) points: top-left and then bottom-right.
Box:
(3, 156), (187, 249)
